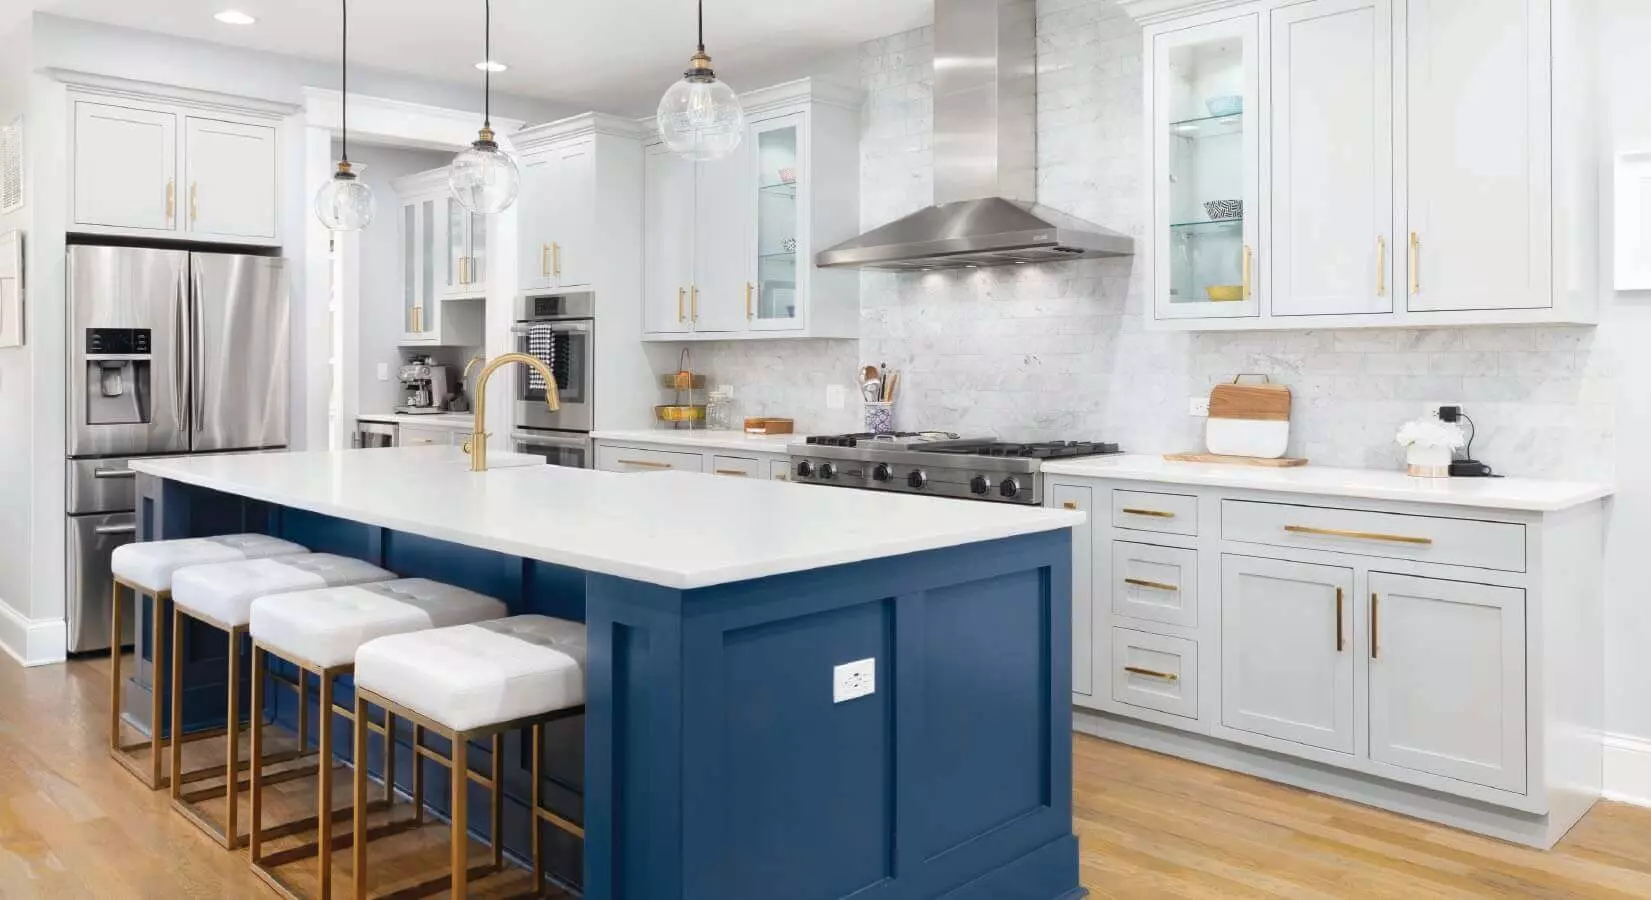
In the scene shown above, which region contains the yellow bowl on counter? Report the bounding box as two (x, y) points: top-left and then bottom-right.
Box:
(655, 404), (707, 423)
(1205, 284), (1245, 302)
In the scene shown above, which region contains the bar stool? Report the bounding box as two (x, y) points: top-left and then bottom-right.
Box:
(351, 615), (588, 899)
(107, 534), (308, 789)
(245, 578), (509, 900)
(167, 553), (397, 849)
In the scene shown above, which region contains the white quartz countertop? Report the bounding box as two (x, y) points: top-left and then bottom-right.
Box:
(130, 446), (1082, 590)
(1039, 454), (1612, 513)
(358, 412), (476, 430)
(592, 429), (805, 454)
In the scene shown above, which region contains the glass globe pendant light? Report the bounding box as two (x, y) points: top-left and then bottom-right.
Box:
(656, 0), (745, 161)
(314, 0), (375, 231)
(448, 0), (519, 214)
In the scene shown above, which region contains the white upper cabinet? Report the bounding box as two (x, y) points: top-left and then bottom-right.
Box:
(641, 79), (861, 341)
(392, 170), (483, 348)
(1270, 0), (1393, 317)
(74, 102), (177, 232)
(443, 196), (488, 299)
(1135, 0), (1595, 329)
(519, 138), (596, 293)
(184, 116), (278, 240)
(1404, 0), (1550, 313)
(70, 92), (283, 246)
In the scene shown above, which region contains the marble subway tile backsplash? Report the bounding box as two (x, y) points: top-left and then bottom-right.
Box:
(664, 0), (1614, 479)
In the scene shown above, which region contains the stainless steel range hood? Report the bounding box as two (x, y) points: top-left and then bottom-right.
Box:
(817, 0), (1134, 271)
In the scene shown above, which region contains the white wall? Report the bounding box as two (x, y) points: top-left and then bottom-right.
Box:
(0, 19), (39, 661)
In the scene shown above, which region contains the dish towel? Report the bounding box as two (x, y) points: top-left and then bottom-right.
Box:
(526, 323), (557, 391)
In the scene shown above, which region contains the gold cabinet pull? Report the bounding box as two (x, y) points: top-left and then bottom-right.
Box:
(1123, 666), (1179, 682)
(1061, 500), (1078, 510)
(541, 243), (551, 277)
(166, 179), (175, 224)
(691, 285), (699, 322)
(552, 241), (561, 277)
(1123, 577), (1179, 592)
(1376, 236), (1386, 296)
(618, 458), (671, 470)
(713, 468), (749, 477)
(745, 281), (754, 320)
(1283, 524), (1432, 546)
(189, 182), (198, 225)
(1335, 586), (1344, 652)
(1121, 507), (1175, 518)
(413, 306), (423, 332)
(1371, 592), (1380, 659)
(677, 287), (686, 322)
(1409, 232), (1420, 295)
(1242, 244), (1253, 299)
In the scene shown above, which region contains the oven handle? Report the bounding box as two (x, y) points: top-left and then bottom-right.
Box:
(510, 430), (591, 450)
(511, 322), (590, 335)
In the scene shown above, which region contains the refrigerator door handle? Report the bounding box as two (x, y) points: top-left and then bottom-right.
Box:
(191, 262), (204, 432)
(93, 523), (137, 536)
(174, 265), (189, 432)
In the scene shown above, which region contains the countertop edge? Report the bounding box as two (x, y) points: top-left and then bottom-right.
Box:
(591, 429), (803, 454)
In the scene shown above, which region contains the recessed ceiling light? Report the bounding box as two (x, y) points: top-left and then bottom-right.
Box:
(475, 60), (508, 72)
(214, 10), (257, 25)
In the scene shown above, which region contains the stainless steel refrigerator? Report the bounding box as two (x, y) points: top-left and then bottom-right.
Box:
(66, 245), (289, 653)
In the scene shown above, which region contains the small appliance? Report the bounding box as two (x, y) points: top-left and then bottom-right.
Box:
(397, 358), (455, 414)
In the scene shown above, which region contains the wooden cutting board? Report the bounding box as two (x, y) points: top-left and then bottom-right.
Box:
(1205, 380), (1292, 458)
(1164, 451), (1308, 467)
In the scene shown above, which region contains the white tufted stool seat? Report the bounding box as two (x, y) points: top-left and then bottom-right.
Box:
(106, 533), (308, 792)
(166, 552), (396, 853)
(246, 579), (508, 900)
(351, 615), (589, 899)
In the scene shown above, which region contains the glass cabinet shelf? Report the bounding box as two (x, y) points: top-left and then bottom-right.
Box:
(1169, 112), (1243, 139)
(1169, 218), (1243, 231)
(759, 182), (800, 198)
(759, 250), (797, 261)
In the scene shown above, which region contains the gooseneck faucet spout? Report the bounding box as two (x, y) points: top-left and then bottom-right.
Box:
(464, 353), (560, 472)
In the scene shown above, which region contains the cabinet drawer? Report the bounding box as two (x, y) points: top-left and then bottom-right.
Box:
(1112, 489), (1198, 535)
(1221, 500), (1524, 572)
(596, 444), (703, 473)
(709, 455), (760, 478)
(1112, 541), (1198, 628)
(1111, 628), (1198, 720)
(767, 459), (792, 481)
(399, 424), (456, 447)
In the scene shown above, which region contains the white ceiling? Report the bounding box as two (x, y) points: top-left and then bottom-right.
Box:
(15, 0), (932, 113)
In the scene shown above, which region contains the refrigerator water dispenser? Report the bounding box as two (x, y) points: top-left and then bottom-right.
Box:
(84, 328), (152, 426)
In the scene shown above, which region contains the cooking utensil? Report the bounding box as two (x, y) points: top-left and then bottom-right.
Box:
(1204, 375), (1291, 458)
(885, 371), (901, 403)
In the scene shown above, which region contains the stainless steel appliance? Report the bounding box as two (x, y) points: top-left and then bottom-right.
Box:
(66, 244), (289, 652)
(512, 292), (593, 433)
(511, 429), (592, 469)
(788, 433), (1121, 505)
(354, 420), (398, 449)
(397, 358), (455, 414)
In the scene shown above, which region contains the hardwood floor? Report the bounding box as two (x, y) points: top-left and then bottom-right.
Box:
(4, 652), (1651, 898)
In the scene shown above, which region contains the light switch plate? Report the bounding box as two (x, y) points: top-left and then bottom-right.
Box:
(825, 384), (846, 410)
(377, 362), (390, 381)
(833, 657), (875, 703)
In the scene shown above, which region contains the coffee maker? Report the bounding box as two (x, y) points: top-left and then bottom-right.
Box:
(397, 358), (456, 415)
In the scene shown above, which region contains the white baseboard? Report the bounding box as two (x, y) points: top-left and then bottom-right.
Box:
(1603, 733), (1651, 807)
(0, 601), (67, 667)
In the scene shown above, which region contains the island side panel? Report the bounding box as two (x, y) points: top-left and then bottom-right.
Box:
(585, 528), (1078, 900)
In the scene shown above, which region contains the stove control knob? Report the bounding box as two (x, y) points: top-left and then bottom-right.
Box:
(818, 462), (837, 480)
(970, 475), (991, 495)
(907, 469), (928, 489)
(872, 463), (894, 482)
(795, 461), (814, 479)
(999, 477), (1022, 498)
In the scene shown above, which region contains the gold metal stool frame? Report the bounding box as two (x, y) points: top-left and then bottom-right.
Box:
(351, 686), (584, 900)
(109, 576), (225, 790)
(248, 643), (422, 900)
(168, 603), (317, 849)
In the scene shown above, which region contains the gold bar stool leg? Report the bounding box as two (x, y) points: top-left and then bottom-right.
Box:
(531, 722), (544, 897)
(249, 644), (265, 864)
(353, 694), (369, 900)
(225, 625), (244, 848)
(318, 669), (335, 899)
(169, 604), (185, 806)
(412, 724), (425, 825)
(383, 708), (396, 807)
(451, 735), (469, 900)
(150, 590), (165, 787)
(298, 668), (309, 752)
(491, 734), (504, 871)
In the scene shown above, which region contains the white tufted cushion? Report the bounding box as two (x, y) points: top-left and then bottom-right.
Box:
(250, 578), (508, 668)
(355, 615), (587, 731)
(171, 554), (395, 628)
(110, 534), (308, 594)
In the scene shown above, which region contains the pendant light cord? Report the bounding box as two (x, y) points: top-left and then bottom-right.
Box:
(483, 0), (492, 129)
(697, 0), (706, 53)
(340, 0), (349, 163)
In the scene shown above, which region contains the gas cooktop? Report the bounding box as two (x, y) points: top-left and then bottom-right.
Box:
(789, 435), (1123, 504)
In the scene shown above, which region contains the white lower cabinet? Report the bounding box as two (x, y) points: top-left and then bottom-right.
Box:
(1367, 571), (1526, 792)
(593, 439), (790, 481)
(1049, 471), (1605, 848)
(1220, 555), (1355, 754)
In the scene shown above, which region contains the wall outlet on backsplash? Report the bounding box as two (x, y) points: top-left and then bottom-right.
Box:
(1426, 401), (1463, 420)
(825, 384), (846, 410)
(1189, 396), (1210, 417)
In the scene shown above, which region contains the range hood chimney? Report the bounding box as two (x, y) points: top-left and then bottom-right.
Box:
(817, 0), (1134, 270)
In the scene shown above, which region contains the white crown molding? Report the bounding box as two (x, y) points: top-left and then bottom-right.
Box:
(1116, 0), (1257, 25)
(515, 112), (647, 152)
(49, 68), (300, 119)
(0, 601), (66, 667)
(303, 87), (525, 153)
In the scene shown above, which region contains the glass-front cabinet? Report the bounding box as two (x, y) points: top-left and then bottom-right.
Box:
(444, 197), (488, 298)
(399, 197), (439, 342)
(749, 115), (804, 330)
(1151, 13), (1260, 321)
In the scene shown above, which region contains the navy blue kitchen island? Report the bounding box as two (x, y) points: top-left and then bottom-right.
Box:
(127, 447), (1085, 900)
